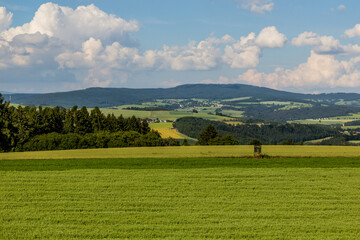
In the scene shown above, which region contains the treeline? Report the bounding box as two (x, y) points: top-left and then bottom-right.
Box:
(0, 94), (178, 152)
(174, 117), (340, 144)
(22, 131), (178, 151)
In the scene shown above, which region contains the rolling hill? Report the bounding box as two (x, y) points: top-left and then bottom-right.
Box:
(3, 83), (360, 108)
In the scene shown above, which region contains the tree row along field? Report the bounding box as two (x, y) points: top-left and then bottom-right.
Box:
(4, 145), (360, 160)
(1, 157), (359, 239)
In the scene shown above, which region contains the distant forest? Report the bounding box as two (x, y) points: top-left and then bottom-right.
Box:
(0, 94), (178, 152)
(174, 117), (340, 144)
(241, 105), (360, 122)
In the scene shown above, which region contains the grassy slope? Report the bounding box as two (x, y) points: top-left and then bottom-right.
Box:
(4, 145), (360, 160)
(1, 157), (359, 239)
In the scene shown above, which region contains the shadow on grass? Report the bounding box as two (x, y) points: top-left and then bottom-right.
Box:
(1, 157), (360, 171)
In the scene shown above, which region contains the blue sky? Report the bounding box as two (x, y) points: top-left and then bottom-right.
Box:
(1, 0), (360, 93)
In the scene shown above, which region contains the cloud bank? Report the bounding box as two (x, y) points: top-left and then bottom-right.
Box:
(1, 2), (360, 93)
(0, 3), (289, 89)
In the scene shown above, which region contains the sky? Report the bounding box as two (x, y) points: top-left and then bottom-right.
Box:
(1, 0), (360, 93)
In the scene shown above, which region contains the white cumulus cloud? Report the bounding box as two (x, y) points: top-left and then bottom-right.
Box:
(223, 26), (287, 69)
(0, 7), (12, 32)
(345, 24), (360, 38)
(236, 51), (360, 90)
(234, 0), (274, 14)
(292, 31), (360, 55)
(0, 3), (141, 88)
(255, 26), (287, 48)
(0, 3), (139, 47)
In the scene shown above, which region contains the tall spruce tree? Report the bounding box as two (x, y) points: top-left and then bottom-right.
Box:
(198, 124), (219, 145)
(0, 94), (10, 151)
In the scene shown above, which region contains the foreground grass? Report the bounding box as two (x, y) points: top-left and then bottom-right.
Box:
(4, 145), (360, 160)
(1, 157), (359, 239)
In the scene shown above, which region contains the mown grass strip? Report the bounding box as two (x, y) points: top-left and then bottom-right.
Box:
(1, 157), (360, 171)
(1, 167), (360, 239)
(3, 145), (360, 160)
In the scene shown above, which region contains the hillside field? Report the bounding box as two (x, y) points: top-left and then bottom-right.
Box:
(1, 156), (359, 239)
(149, 122), (195, 140)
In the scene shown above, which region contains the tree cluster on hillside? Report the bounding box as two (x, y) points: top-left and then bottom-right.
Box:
(198, 124), (239, 145)
(174, 117), (340, 145)
(0, 94), (178, 152)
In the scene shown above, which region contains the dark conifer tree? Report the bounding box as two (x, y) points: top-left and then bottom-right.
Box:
(198, 124), (219, 145)
(74, 106), (92, 134)
(63, 106), (77, 133)
(0, 94), (10, 151)
(105, 114), (117, 132)
(90, 106), (106, 132)
(141, 119), (150, 134)
(117, 114), (125, 131)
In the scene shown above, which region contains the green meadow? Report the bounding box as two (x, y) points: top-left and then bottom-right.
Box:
(98, 108), (231, 121)
(1, 156), (360, 239)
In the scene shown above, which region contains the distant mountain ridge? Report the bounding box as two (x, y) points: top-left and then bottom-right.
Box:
(2, 84), (360, 107)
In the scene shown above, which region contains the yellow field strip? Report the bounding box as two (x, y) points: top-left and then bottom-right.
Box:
(2, 145), (360, 160)
(152, 128), (196, 139)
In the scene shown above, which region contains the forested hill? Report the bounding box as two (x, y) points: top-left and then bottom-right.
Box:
(3, 84), (360, 107)
(174, 117), (339, 145)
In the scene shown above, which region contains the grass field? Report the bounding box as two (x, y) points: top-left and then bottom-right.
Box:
(1, 157), (359, 239)
(292, 112), (360, 125)
(98, 108), (231, 121)
(4, 145), (360, 160)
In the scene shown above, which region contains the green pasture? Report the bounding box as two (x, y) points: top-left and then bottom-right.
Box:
(98, 108), (230, 121)
(1, 157), (360, 239)
(149, 122), (173, 129)
(292, 119), (347, 125)
(4, 145), (360, 160)
(342, 125), (360, 130)
(221, 109), (244, 117)
(293, 112), (360, 125)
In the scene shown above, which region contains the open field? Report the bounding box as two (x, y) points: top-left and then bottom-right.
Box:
(342, 125), (360, 130)
(4, 145), (360, 160)
(292, 112), (360, 125)
(149, 122), (195, 140)
(1, 157), (359, 239)
(221, 97), (251, 102)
